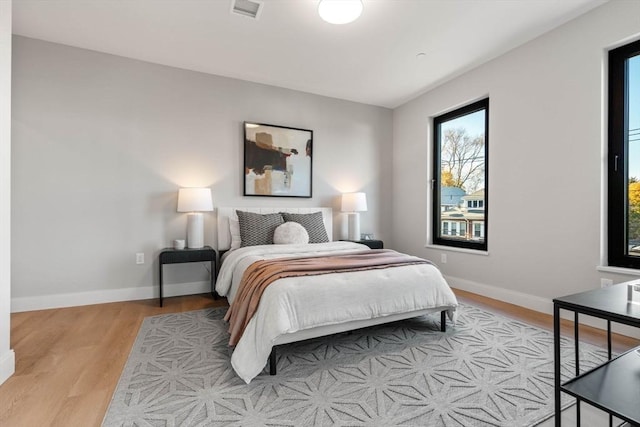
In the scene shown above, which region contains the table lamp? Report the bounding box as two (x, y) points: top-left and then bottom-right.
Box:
(177, 188), (213, 249)
(341, 192), (367, 240)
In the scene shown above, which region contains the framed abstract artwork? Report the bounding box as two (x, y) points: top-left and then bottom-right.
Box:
(243, 122), (313, 198)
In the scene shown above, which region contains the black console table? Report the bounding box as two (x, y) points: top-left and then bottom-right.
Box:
(553, 282), (640, 426)
(158, 246), (216, 307)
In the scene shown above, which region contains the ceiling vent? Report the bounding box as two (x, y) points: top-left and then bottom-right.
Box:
(231, 0), (263, 19)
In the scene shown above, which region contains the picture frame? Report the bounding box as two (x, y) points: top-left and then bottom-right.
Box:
(243, 121), (313, 198)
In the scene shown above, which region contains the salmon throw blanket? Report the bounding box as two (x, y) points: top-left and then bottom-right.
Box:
(224, 249), (432, 346)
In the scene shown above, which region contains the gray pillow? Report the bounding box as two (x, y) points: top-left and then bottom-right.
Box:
(281, 212), (329, 243)
(236, 211), (284, 247)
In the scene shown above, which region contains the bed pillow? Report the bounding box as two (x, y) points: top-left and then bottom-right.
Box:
(229, 218), (241, 250)
(273, 222), (310, 245)
(236, 210), (284, 247)
(281, 212), (329, 243)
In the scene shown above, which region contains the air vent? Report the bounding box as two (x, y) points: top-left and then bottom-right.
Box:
(231, 0), (263, 19)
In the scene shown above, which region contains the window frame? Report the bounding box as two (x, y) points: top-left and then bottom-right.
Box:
(608, 39), (640, 269)
(432, 98), (489, 251)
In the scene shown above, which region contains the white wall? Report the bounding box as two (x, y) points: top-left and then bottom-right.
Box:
(0, 0), (15, 385)
(11, 36), (393, 311)
(392, 1), (640, 316)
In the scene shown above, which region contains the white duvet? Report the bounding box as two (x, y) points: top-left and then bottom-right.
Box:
(216, 241), (458, 383)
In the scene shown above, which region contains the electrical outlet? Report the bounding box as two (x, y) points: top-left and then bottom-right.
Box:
(136, 252), (145, 265)
(600, 278), (613, 288)
(441, 253), (447, 264)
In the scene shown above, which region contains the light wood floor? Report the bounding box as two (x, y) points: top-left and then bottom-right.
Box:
(0, 289), (638, 427)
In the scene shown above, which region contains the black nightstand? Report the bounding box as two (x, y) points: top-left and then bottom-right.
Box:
(158, 246), (216, 307)
(341, 239), (384, 249)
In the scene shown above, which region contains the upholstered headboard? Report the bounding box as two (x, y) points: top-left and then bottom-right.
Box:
(216, 207), (333, 251)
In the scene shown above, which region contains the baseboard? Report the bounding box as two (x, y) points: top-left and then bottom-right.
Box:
(447, 275), (640, 339)
(0, 349), (15, 385)
(447, 275), (554, 315)
(10, 281), (211, 313)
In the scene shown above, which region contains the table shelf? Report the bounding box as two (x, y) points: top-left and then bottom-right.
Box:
(561, 347), (640, 424)
(553, 281), (640, 427)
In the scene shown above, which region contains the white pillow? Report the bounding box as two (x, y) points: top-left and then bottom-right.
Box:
(273, 221), (309, 245)
(229, 218), (241, 250)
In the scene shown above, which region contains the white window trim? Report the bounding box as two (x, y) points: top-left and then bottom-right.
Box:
(425, 244), (489, 256)
(596, 265), (640, 276)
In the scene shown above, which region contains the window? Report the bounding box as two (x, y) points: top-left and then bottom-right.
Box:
(609, 40), (640, 268)
(433, 98), (489, 250)
(474, 223), (482, 238)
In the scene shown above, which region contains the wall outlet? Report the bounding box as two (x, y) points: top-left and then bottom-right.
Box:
(441, 253), (447, 264)
(600, 278), (613, 288)
(136, 252), (144, 265)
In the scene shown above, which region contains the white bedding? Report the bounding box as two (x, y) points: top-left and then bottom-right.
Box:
(216, 241), (458, 383)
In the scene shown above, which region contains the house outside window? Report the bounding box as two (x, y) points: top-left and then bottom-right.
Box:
(609, 39), (640, 268)
(433, 98), (489, 251)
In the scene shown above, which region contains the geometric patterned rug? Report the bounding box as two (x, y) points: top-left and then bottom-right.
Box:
(102, 303), (609, 427)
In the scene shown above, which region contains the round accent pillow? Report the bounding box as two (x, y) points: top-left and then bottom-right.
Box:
(273, 221), (309, 245)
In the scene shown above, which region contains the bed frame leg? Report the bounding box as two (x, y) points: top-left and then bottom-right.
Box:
(269, 347), (277, 375)
(441, 310), (447, 332)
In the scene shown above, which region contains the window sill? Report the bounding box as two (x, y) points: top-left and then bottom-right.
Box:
(596, 265), (640, 276)
(425, 244), (489, 256)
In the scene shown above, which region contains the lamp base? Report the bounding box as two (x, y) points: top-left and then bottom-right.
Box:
(347, 212), (360, 241)
(186, 213), (205, 248)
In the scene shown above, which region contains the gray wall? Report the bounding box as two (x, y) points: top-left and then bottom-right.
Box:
(1, 0), (14, 385)
(392, 0), (640, 316)
(11, 36), (393, 310)
(13, 1), (639, 320)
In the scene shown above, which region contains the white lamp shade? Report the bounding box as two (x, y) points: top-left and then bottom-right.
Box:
(318, 0), (363, 25)
(177, 188), (213, 212)
(341, 192), (367, 212)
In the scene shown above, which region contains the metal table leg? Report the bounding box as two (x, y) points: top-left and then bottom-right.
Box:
(554, 303), (561, 427)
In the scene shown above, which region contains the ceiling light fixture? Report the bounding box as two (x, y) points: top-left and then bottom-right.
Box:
(318, 0), (363, 25)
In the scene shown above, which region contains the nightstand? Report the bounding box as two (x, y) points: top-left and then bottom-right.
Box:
(341, 239), (384, 249)
(158, 246), (216, 307)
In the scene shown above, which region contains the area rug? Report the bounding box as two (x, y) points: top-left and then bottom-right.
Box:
(102, 304), (608, 427)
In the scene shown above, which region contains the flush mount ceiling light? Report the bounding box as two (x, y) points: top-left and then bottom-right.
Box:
(318, 0), (363, 25)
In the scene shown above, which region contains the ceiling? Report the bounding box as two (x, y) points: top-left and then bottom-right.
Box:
(12, 0), (607, 108)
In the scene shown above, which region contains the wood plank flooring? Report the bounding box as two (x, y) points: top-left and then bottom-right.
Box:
(0, 290), (637, 426)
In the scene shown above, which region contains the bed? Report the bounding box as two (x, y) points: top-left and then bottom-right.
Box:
(215, 207), (458, 384)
